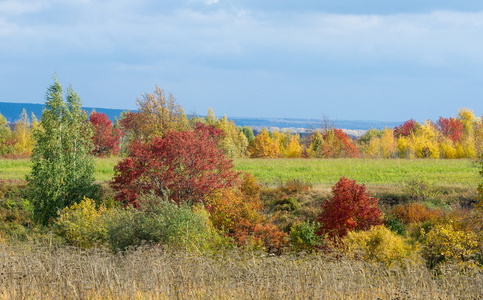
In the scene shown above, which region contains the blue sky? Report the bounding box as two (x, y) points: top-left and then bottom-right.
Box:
(1, 0), (483, 122)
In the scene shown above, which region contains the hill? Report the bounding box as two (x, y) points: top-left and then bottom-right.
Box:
(0, 102), (127, 123)
(1, 102), (402, 136)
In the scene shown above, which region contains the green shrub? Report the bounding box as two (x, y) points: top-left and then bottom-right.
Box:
(55, 197), (109, 248)
(404, 177), (438, 202)
(106, 194), (230, 253)
(341, 225), (421, 268)
(385, 215), (406, 236)
(289, 221), (321, 253)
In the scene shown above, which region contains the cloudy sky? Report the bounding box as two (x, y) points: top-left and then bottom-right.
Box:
(1, 0), (483, 122)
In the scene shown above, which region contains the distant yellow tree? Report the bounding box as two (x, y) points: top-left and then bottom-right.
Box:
(248, 128), (280, 158)
(284, 135), (303, 158)
(397, 136), (412, 158)
(413, 121), (440, 158)
(363, 136), (381, 158)
(214, 114), (249, 158)
(135, 86), (188, 141)
(440, 137), (457, 158)
(308, 130), (324, 158)
(380, 128), (396, 158)
(457, 108), (477, 158)
(12, 109), (34, 156)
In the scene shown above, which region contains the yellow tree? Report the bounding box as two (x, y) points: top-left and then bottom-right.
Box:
(285, 135), (303, 158)
(214, 114), (248, 158)
(248, 128), (280, 158)
(308, 130), (324, 158)
(474, 115), (483, 156)
(380, 128), (397, 158)
(412, 121), (440, 158)
(135, 86), (188, 141)
(457, 108), (477, 158)
(12, 109), (34, 156)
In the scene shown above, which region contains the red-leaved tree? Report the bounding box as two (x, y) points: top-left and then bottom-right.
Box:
(317, 177), (383, 239)
(111, 123), (239, 207)
(90, 112), (122, 157)
(437, 117), (464, 143)
(322, 129), (359, 158)
(394, 119), (419, 138)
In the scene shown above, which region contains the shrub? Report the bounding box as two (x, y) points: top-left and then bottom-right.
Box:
(317, 177), (384, 239)
(106, 194), (228, 253)
(205, 173), (287, 251)
(341, 225), (421, 268)
(421, 223), (481, 270)
(289, 221), (322, 253)
(404, 177), (437, 202)
(55, 197), (108, 248)
(389, 203), (443, 225)
(277, 179), (312, 195)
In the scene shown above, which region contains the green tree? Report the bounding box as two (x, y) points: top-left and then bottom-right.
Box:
(0, 112), (13, 156)
(27, 77), (98, 225)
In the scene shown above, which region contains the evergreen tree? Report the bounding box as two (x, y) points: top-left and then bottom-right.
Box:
(27, 77), (98, 225)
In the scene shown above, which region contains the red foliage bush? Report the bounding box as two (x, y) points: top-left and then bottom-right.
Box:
(322, 129), (359, 158)
(90, 112), (122, 157)
(317, 177), (383, 238)
(111, 123), (239, 207)
(394, 119), (418, 137)
(437, 117), (464, 143)
(390, 203), (443, 225)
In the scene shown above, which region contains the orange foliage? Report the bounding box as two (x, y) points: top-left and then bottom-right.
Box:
(390, 203), (443, 225)
(205, 173), (287, 250)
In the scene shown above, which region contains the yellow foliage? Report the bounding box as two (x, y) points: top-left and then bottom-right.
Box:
(413, 121), (440, 158)
(380, 128), (396, 158)
(363, 136), (381, 158)
(284, 135), (303, 158)
(55, 197), (108, 248)
(341, 225), (421, 268)
(421, 223), (481, 269)
(397, 136), (412, 158)
(439, 137), (457, 158)
(248, 128), (280, 158)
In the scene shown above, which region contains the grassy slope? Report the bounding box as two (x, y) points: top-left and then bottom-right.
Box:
(1, 157), (479, 189)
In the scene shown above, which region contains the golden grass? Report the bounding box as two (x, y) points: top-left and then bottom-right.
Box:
(1, 242), (482, 299)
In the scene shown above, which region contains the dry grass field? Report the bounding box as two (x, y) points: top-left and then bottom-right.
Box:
(1, 243), (482, 299)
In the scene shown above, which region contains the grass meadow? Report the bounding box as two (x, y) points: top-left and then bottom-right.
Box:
(1, 157), (482, 299)
(1, 243), (481, 299)
(1, 157), (480, 189)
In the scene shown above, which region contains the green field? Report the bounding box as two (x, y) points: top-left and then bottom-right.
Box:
(1, 157), (480, 189)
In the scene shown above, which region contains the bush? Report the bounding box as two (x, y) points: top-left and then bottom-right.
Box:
(341, 225), (421, 268)
(421, 223), (481, 270)
(317, 177), (384, 239)
(205, 173), (287, 251)
(106, 194), (229, 253)
(289, 221), (321, 253)
(389, 203), (443, 225)
(55, 197), (109, 248)
(404, 177), (437, 202)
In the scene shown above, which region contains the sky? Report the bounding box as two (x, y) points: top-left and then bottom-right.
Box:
(1, 0), (483, 122)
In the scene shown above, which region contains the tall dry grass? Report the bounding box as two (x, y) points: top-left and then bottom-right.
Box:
(1, 242), (482, 299)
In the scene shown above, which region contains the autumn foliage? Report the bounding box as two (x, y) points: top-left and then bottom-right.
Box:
(90, 112), (122, 157)
(317, 177), (383, 239)
(111, 123), (239, 207)
(205, 173), (287, 250)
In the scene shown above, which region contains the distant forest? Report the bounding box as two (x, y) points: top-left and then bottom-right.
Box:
(0, 101), (401, 134)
